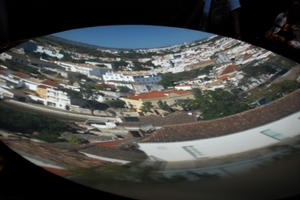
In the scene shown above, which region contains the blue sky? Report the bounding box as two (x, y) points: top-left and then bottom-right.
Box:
(52, 25), (213, 49)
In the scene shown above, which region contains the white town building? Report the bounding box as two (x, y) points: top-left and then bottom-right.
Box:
(102, 71), (162, 84)
(174, 84), (193, 90)
(54, 61), (111, 78)
(36, 46), (64, 59)
(45, 88), (71, 109)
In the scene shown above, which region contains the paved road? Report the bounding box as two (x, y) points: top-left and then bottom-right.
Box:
(0, 100), (119, 122)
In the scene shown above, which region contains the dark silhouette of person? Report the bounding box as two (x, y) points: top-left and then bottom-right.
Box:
(185, 0), (242, 40)
(265, 0), (300, 49)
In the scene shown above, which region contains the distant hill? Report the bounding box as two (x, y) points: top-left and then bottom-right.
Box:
(43, 35), (128, 51)
(39, 34), (207, 52)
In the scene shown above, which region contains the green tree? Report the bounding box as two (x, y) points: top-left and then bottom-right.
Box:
(157, 65), (213, 88)
(65, 105), (70, 110)
(117, 86), (131, 93)
(94, 84), (106, 91)
(198, 89), (251, 120)
(60, 50), (74, 62)
(0, 104), (72, 141)
(173, 99), (192, 110)
(68, 78), (75, 85)
(191, 88), (203, 99)
(140, 102), (154, 113)
(97, 64), (107, 68)
(105, 99), (126, 108)
(188, 88), (252, 120)
(131, 60), (151, 71)
(157, 100), (171, 111)
(267, 80), (300, 100)
(242, 65), (277, 79)
(67, 135), (86, 144)
(156, 72), (180, 88)
(144, 60), (155, 68)
(78, 82), (98, 115)
(111, 60), (129, 71)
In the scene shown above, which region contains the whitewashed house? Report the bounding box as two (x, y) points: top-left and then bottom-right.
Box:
(175, 84), (193, 90)
(54, 61), (111, 78)
(36, 46), (64, 59)
(102, 71), (162, 84)
(45, 88), (71, 109)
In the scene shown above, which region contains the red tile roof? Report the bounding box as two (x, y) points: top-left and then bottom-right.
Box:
(140, 89), (300, 143)
(126, 90), (191, 100)
(95, 139), (125, 148)
(0, 137), (107, 168)
(37, 85), (50, 89)
(11, 72), (29, 78)
(105, 83), (115, 87)
(243, 53), (252, 60)
(41, 80), (59, 87)
(79, 144), (147, 162)
(220, 65), (239, 76)
(217, 74), (230, 81)
(120, 111), (197, 127)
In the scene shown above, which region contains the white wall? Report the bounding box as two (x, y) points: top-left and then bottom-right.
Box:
(23, 80), (38, 91)
(79, 152), (130, 164)
(139, 111), (300, 162)
(103, 73), (135, 82)
(0, 53), (12, 60)
(133, 74), (162, 83)
(103, 72), (162, 84)
(114, 82), (134, 90)
(55, 62), (91, 76)
(59, 84), (80, 92)
(175, 85), (192, 90)
(46, 88), (71, 109)
(91, 122), (116, 129)
(28, 95), (45, 103)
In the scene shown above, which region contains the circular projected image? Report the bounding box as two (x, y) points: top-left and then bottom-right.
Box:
(0, 25), (300, 200)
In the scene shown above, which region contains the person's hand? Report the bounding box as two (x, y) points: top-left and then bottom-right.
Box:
(265, 30), (274, 40)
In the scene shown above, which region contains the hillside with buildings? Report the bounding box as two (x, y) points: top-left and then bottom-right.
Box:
(1, 33), (300, 185)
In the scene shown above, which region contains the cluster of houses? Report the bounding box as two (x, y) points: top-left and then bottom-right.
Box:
(0, 64), (77, 109)
(0, 53), (193, 114)
(0, 34), (283, 116)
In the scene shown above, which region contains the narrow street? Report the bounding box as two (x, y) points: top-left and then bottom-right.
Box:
(0, 99), (117, 122)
